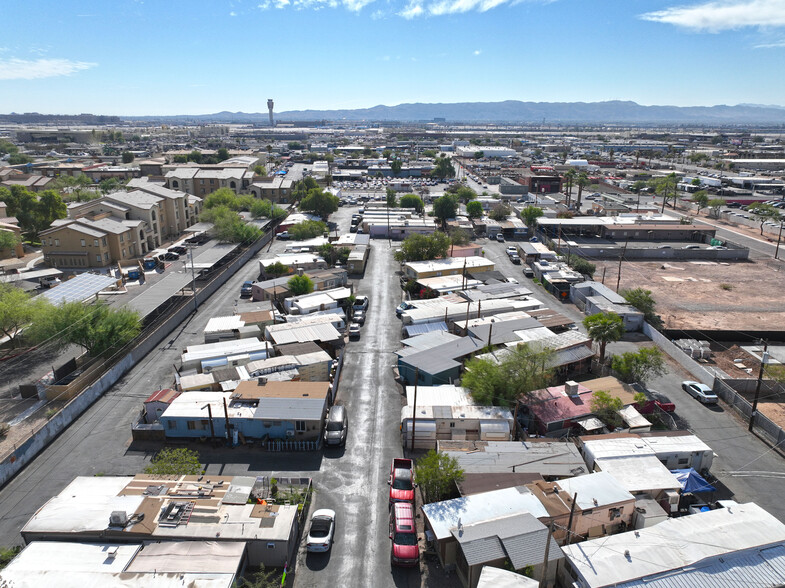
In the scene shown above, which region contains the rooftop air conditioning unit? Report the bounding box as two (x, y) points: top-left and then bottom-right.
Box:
(109, 511), (128, 527)
(106, 546), (119, 559)
(565, 381), (579, 396)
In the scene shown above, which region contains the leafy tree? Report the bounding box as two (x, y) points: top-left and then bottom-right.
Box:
(99, 177), (126, 194)
(241, 566), (280, 588)
(489, 203), (511, 221)
(0, 139), (20, 156)
(253, 164), (267, 176)
(446, 184), (477, 203)
(462, 343), (554, 406)
(708, 198), (725, 219)
(289, 220), (327, 240)
(121, 151), (134, 163)
(414, 450), (464, 504)
(399, 193), (424, 213)
(300, 188), (339, 220)
(35, 190), (67, 233)
(386, 188), (398, 208)
(265, 261), (290, 278)
(0, 545), (21, 571)
(0, 284), (52, 346)
(394, 232), (451, 262)
(204, 187), (240, 210)
(172, 154), (188, 163)
(583, 312), (624, 363)
(7, 153), (32, 165)
(590, 390), (624, 429)
(422, 149), (437, 158)
(466, 200), (483, 219)
(188, 150), (204, 164)
(433, 195), (458, 229)
(448, 228), (472, 246)
(382, 149), (392, 159)
(287, 274), (314, 296)
(0, 230), (20, 251)
(610, 347), (666, 385)
(216, 147), (230, 161)
(390, 158), (403, 177)
(432, 155), (455, 179)
(747, 203), (781, 235)
(569, 257), (596, 277)
(653, 173), (679, 213)
(200, 206), (261, 243)
(474, 151), (484, 159)
(144, 448), (202, 476)
(520, 206), (544, 230)
(692, 190), (709, 215)
(621, 288), (661, 326)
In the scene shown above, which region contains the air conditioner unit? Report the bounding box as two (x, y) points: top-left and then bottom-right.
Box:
(106, 546), (119, 559)
(109, 511), (128, 527)
(565, 381), (579, 396)
(286, 429), (295, 438)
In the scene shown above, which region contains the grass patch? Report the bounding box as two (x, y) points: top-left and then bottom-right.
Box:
(719, 283), (733, 291)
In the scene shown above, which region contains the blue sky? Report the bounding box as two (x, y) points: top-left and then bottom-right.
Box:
(2, 0), (784, 115)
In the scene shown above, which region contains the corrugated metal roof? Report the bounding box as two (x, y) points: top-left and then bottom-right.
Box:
(403, 321), (448, 338)
(267, 322), (341, 345)
(253, 396), (326, 421)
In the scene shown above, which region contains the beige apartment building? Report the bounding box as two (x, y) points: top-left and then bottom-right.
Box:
(41, 213), (141, 269)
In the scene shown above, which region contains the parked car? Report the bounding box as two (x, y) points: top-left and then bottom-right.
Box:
(726, 202), (742, 208)
(396, 301), (414, 316)
(506, 246), (517, 255)
(348, 323), (361, 340)
(352, 310), (366, 325)
(168, 245), (188, 255)
(389, 502), (419, 567)
(324, 405), (348, 447)
(496, 233), (505, 242)
(681, 381), (719, 404)
(39, 276), (62, 288)
(353, 295), (369, 311)
(159, 252), (180, 261)
(277, 231), (290, 240)
(306, 509), (336, 552)
(509, 253), (521, 264)
(388, 458), (415, 505)
(522, 266), (534, 278)
(240, 280), (254, 297)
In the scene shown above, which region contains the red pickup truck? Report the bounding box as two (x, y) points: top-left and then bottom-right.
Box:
(389, 502), (419, 566)
(388, 458), (415, 505)
(635, 399), (676, 415)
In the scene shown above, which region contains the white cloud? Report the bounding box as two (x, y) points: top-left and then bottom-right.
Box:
(641, 0), (785, 32)
(400, 0), (544, 17)
(229, 10), (237, 15)
(399, 2), (424, 17)
(0, 58), (96, 80)
(755, 38), (785, 47)
(473, 49), (482, 55)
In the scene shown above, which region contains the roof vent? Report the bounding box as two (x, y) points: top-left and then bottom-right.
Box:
(109, 511), (128, 527)
(106, 546), (119, 559)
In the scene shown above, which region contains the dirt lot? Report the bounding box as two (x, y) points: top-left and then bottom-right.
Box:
(596, 258), (785, 331)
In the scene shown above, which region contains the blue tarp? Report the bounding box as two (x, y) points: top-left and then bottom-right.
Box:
(671, 468), (716, 493)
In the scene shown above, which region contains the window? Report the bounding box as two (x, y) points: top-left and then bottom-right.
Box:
(122, 248), (126, 257)
(95, 254), (101, 262)
(94, 239), (99, 247)
(55, 238), (60, 246)
(104, 252), (109, 261)
(609, 507), (621, 520)
(450, 422), (455, 428)
(210, 179), (215, 185)
(273, 420), (282, 427)
(267, 543), (276, 549)
(187, 421), (197, 430)
(102, 237), (107, 246)
(167, 420), (176, 429)
(295, 421), (306, 432)
(200, 179), (205, 185)
(173, 180), (179, 189)
(678, 458), (689, 465)
(119, 234), (124, 242)
(81, 239), (86, 247)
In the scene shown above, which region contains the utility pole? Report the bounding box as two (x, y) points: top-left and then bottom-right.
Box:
(539, 522), (555, 588)
(189, 246), (198, 312)
(565, 492), (578, 546)
(205, 403), (215, 439)
(223, 397), (230, 440)
(776, 221), (784, 260)
(410, 368), (419, 453)
(749, 341), (769, 433)
(601, 267), (606, 285)
(615, 238), (629, 292)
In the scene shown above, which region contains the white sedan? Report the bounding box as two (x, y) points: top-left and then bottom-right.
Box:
(306, 509), (336, 552)
(681, 381), (718, 405)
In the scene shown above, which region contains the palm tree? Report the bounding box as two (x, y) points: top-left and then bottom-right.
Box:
(563, 169), (576, 207)
(575, 172), (590, 210)
(583, 312), (624, 363)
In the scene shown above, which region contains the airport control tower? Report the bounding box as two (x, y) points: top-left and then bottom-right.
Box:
(267, 99), (274, 127)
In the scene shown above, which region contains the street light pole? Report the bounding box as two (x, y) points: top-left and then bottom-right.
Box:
(775, 221), (784, 260)
(189, 246), (197, 313)
(749, 341), (769, 433)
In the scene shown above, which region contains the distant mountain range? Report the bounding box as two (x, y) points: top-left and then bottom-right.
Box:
(121, 100), (785, 125)
(6, 101), (785, 125)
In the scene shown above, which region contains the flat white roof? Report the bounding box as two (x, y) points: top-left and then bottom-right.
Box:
(404, 256), (493, 273)
(556, 472), (634, 509)
(404, 385), (473, 407)
(401, 404), (513, 422)
(562, 502), (785, 587)
(595, 455), (681, 493)
(422, 485), (550, 541)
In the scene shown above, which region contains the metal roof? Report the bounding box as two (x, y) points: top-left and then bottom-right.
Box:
(267, 322), (341, 346)
(403, 321), (448, 338)
(398, 336), (484, 375)
(556, 472), (635, 509)
(439, 440), (587, 477)
(127, 272), (193, 318)
(191, 243), (239, 269)
(253, 396), (326, 421)
(40, 273), (117, 305)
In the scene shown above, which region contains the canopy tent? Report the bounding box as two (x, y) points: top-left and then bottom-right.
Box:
(671, 468), (716, 494)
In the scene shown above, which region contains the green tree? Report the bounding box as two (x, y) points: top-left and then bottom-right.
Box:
(399, 193), (424, 213)
(747, 203), (781, 235)
(188, 150), (203, 164)
(265, 261), (290, 278)
(99, 177), (126, 194)
(200, 206), (261, 243)
(172, 154), (188, 164)
(448, 228), (472, 247)
(433, 195), (458, 229)
(708, 198), (725, 219)
(287, 274), (314, 296)
(583, 312), (624, 363)
(7, 153), (31, 165)
(654, 172), (679, 213)
(386, 188), (398, 208)
(414, 450), (464, 504)
(0, 545), (21, 571)
(563, 169), (577, 206)
(216, 147), (230, 161)
(462, 343), (554, 406)
(253, 164), (267, 176)
(0, 230), (20, 252)
(289, 220), (327, 240)
(432, 155), (455, 179)
(692, 190), (709, 215)
(300, 188), (339, 220)
(520, 206), (544, 230)
(466, 200), (483, 219)
(390, 158), (403, 177)
(35, 190), (67, 236)
(474, 151), (484, 159)
(204, 187), (240, 210)
(0, 139), (20, 156)
(0, 284), (52, 346)
(575, 172), (590, 209)
(590, 390), (624, 429)
(569, 257), (596, 278)
(121, 151), (134, 163)
(144, 448), (202, 476)
(382, 149), (392, 159)
(621, 288), (661, 326)
(489, 203), (511, 221)
(610, 347), (666, 385)
(394, 232), (451, 262)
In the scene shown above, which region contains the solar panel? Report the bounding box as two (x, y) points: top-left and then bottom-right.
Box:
(40, 273), (117, 305)
(127, 272), (193, 318)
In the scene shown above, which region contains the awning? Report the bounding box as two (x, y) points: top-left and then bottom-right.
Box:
(577, 417), (604, 432)
(671, 468), (716, 493)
